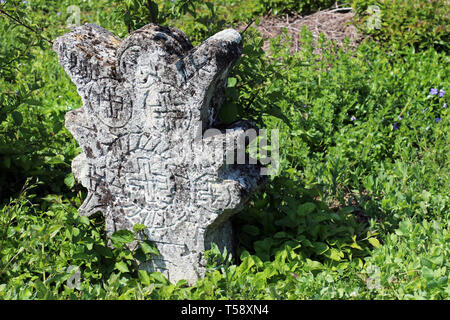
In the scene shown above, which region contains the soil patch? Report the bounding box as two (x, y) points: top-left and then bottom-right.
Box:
(239, 7), (364, 53)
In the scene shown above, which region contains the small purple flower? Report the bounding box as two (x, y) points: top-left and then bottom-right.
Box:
(397, 115), (403, 121)
(430, 88), (438, 95)
(439, 89), (445, 98)
(0, 0), (5, 5)
(393, 122), (400, 130)
(435, 117), (442, 123)
(351, 116), (357, 121)
(57, 11), (61, 16)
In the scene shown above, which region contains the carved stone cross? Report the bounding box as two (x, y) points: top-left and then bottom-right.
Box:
(54, 23), (264, 284)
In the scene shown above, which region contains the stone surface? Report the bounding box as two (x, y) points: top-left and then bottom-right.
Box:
(54, 23), (265, 284)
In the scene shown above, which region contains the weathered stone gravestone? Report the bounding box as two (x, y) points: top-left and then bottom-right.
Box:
(53, 23), (265, 284)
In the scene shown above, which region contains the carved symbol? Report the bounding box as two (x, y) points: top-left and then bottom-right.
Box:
(87, 79), (132, 128)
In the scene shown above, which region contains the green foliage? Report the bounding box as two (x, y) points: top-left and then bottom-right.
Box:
(351, 0), (450, 51)
(363, 218), (449, 299)
(254, 0), (345, 15)
(0, 182), (162, 299)
(0, 0), (83, 199)
(0, 0), (448, 300)
(104, 0), (346, 44)
(105, 0), (233, 43)
(105, 0), (197, 34)
(234, 173), (371, 264)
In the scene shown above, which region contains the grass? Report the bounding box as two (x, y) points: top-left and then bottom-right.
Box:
(0, 0), (448, 299)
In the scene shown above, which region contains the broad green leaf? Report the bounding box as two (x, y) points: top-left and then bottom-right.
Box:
(115, 261), (130, 273)
(242, 225), (259, 236)
(48, 225), (61, 239)
(64, 173), (75, 188)
(175, 279), (188, 289)
(140, 240), (160, 256)
(420, 257), (433, 269)
(297, 202), (316, 216)
(45, 155), (65, 165)
(150, 272), (169, 284)
(72, 227), (80, 237)
(238, 256), (255, 274)
(95, 245), (113, 258)
(133, 223), (147, 233)
(431, 255), (444, 266)
(227, 77), (237, 87)
(304, 259), (324, 270)
(79, 216), (90, 226)
(350, 242), (363, 250)
(254, 238), (272, 261)
(138, 270), (151, 285)
(111, 229), (135, 246)
(313, 242), (328, 255)
(421, 266), (435, 280)
(11, 111), (23, 126)
(339, 207), (356, 214)
(368, 238), (381, 248)
(437, 276), (448, 286)
(328, 248), (342, 261)
(274, 231), (290, 239)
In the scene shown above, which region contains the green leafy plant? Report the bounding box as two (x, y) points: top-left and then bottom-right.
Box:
(351, 0), (450, 51)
